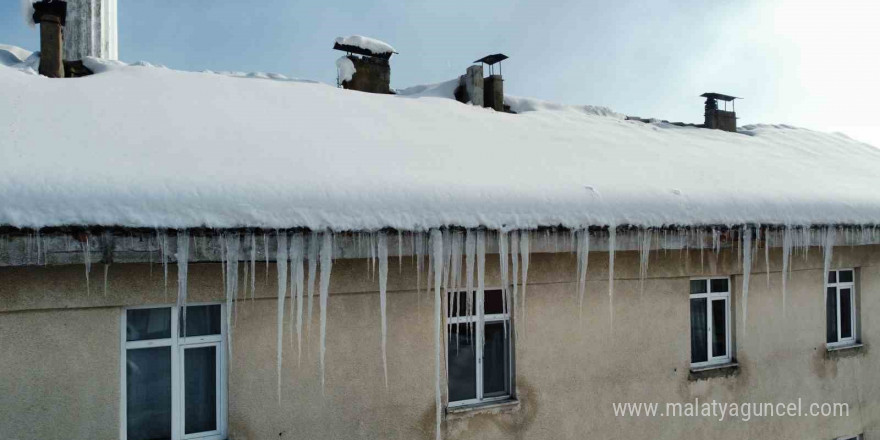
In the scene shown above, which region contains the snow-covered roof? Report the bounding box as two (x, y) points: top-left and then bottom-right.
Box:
(334, 35), (395, 55)
(1, 51), (880, 231)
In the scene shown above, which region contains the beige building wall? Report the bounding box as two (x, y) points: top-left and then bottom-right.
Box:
(1, 245), (877, 440)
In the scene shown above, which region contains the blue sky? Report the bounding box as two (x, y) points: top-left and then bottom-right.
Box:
(2, 0), (879, 146)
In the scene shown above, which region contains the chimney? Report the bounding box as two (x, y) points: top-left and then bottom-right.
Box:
(473, 54), (508, 112)
(333, 36), (395, 94)
(701, 92), (739, 132)
(63, 0), (119, 61)
(455, 65), (484, 106)
(32, 0), (67, 78)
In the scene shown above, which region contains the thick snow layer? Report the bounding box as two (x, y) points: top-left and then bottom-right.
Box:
(2, 53), (880, 230)
(335, 35), (395, 55)
(335, 56), (356, 83)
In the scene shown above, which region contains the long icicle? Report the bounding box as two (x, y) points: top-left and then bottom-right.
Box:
(82, 233), (91, 295)
(577, 229), (591, 319)
(781, 226), (793, 316)
(741, 226), (753, 329)
(608, 226), (616, 332)
(519, 231), (530, 333)
(224, 234), (240, 360)
(510, 231), (520, 336)
(276, 232), (289, 404)
(377, 231), (389, 389)
(306, 232), (318, 347)
(464, 230), (475, 342)
(638, 228), (651, 295)
(765, 226), (771, 288)
(823, 226), (836, 294)
(431, 229), (443, 440)
(177, 231), (190, 336)
(250, 232), (257, 302)
(290, 233), (305, 365)
(318, 232), (333, 391)
(498, 231), (509, 338)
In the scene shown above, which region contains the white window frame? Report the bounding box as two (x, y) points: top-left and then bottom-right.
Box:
(690, 277), (732, 368)
(120, 303), (228, 440)
(446, 287), (512, 408)
(834, 435), (862, 440)
(826, 269), (857, 348)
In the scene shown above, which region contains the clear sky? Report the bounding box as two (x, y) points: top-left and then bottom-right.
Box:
(2, 0), (878, 146)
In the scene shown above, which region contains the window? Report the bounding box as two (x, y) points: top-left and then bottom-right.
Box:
(690, 278), (732, 367)
(121, 304), (226, 440)
(447, 289), (512, 407)
(835, 435), (862, 440)
(827, 269), (858, 347)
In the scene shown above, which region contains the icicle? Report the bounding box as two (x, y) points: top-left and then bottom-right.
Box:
(741, 226), (753, 329)
(638, 229), (651, 295)
(608, 226), (616, 331)
(398, 230), (404, 273)
(290, 233), (305, 365)
(498, 231), (509, 337)
(103, 263), (110, 296)
(519, 231), (530, 329)
(576, 229), (591, 319)
(416, 232), (425, 295)
(224, 234), (241, 360)
(250, 232), (257, 301)
(464, 230), (476, 342)
(823, 226), (836, 289)
(177, 231), (190, 335)
(781, 226), (793, 316)
(510, 231), (520, 334)
(264, 232), (270, 282)
(430, 229), (443, 440)
(377, 232), (389, 389)
(477, 231), (486, 345)
(275, 232), (289, 404)
(83, 233), (91, 295)
(306, 232), (318, 344)
(318, 232), (333, 390)
(161, 231), (169, 301)
(764, 226), (771, 288)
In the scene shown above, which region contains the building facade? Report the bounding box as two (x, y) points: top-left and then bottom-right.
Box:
(0, 232), (875, 440)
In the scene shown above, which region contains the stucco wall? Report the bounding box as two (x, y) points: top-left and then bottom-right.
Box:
(1, 245), (877, 439)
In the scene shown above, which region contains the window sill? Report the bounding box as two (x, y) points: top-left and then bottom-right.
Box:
(688, 362), (739, 381)
(445, 399), (520, 420)
(825, 343), (865, 359)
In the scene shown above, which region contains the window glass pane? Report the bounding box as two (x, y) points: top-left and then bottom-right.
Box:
(827, 287), (838, 343)
(448, 291), (474, 318)
(482, 322), (510, 397)
(127, 308), (172, 341)
(690, 298), (708, 363)
(710, 279), (729, 293)
(185, 346), (218, 434)
(839, 270), (854, 283)
(180, 305), (222, 337)
(484, 290), (505, 315)
(447, 324), (477, 402)
(127, 347), (172, 440)
(840, 288), (853, 339)
(711, 299), (727, 358)
(828, 271), (837, 284)
(690, 280), (707, 294)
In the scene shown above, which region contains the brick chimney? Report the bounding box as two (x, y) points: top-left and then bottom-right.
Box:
(32, 0), (68, 78)
(701, 93), (739, 132)
(455, 65), (484, 106)
(333, 37), (395, 94)
(471, 54), (508, 112)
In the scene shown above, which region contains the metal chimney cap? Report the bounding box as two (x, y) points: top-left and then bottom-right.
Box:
(700, 92), (739, 101)
(474, 54), (508, 65)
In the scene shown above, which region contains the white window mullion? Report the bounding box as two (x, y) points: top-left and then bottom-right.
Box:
(706, 299), (713, 360)
(171, 306), (181, 440)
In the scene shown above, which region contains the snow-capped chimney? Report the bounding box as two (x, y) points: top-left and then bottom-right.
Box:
(701, 93), (739, 132)
(333, 36), (395, 94)
(32, 0), (67, 78)
(474, 54), (508, 112)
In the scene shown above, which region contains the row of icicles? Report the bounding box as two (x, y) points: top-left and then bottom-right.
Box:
(9, 224), (879, 439)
